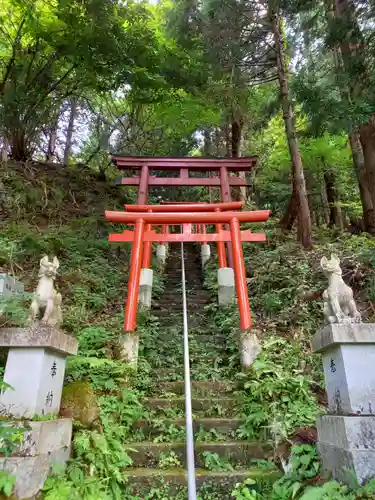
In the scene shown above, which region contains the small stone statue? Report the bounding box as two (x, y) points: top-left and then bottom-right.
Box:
(28, 256), (62, 327)
(320, 254), (361, 324)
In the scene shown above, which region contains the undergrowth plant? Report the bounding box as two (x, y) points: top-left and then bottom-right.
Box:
(236, 337), (322, 441)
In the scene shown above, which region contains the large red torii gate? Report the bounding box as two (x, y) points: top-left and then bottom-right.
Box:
(112, 155), (258, 267)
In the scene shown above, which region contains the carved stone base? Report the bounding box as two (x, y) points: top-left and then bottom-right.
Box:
(238, 330), (261, 369)
(0, 419), (72, 499)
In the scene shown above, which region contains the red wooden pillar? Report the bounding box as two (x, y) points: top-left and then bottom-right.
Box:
(138, 165), (149, 204)
(138, 165), (151, 269)
(124, 218), (144, 331)
(142, 209), (152, 268)
(215, 208), (227, 268)
(230, 217), (251, 329)
(220, 166), (234, 268)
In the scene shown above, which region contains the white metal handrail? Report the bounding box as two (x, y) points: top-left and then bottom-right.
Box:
(181, 242), (197, 500)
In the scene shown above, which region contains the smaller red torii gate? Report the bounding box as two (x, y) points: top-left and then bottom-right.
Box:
(105, 202), (270, 332)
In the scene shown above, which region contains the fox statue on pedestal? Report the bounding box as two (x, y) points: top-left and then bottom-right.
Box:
(320, 254), (361, 325)
(29, 256), (62, 327)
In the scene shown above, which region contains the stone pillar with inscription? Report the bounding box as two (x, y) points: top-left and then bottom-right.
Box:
(312, 324), (375, 486)
(0, 325), (78, 499)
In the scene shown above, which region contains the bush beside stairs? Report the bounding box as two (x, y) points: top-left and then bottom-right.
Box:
(124, 244), (279, 497)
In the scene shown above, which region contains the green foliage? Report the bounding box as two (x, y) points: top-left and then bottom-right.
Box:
(157, 451), (182, 469)
(0, 420), (28, 457)
(201, 451), (234, 472)
(236, 337), (321, 441)
(0, 470), (16, 497)
(232, 478), (259, 500)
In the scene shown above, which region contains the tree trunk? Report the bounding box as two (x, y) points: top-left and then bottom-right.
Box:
(46, 125), (58, 163)
(280, 188), (298, 231)
(270, 6), (312, 248)
(348, 132), (375, 234)
(331, 0), (375, 231)
(224, 122), (231, 158)
(1, 137), (8, 163)
(231, 118), (247, 202)
(359, 121), (375, 215)
(63, 99), (77, 166)
(305, 171), (316, 226)
(231, 119), (242, 158)
(323, 170), (344, 229)
(203, 129), (211, 157)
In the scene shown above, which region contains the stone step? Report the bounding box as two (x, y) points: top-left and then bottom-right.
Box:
(154, 368), (231, 382)
(154, 355), (227, 370)
(155, 380), (234, 396)
(154, 298), (210, 305)
(127, 441), (271, 467)
(159, 334), (227, 345)
(134, 417), (244, 438)
(143, 397), (239, 417)
(124, 467), (279, 497)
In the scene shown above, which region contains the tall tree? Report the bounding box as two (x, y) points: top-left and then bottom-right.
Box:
(269, 1), (312, 248)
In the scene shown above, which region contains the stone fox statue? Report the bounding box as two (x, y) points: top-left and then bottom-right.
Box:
(29, 256), (62, 327)
(320, 254), (361, 324)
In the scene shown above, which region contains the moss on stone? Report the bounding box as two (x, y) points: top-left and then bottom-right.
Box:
(60, 381), (99, 427)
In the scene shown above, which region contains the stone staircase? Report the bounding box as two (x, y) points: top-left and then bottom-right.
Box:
(125, 244), (275, 498)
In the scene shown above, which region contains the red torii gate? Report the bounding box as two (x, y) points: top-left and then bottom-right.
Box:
(105, 202), (270, 332)
(112, 155), (258, 267)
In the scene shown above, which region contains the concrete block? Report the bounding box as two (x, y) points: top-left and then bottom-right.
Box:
(0, 447), (70, 499)
(238, 331), (261, 369)
(156, 244), (167, 267)
(201, 244), (210, 268)
(317, 441), (375, 486)
(138, 268), (153, 308)
(120, 333), (139, 366)
(0, 325), (78, 355)
(311, 324), (375, 415)
(218, 267), (235, 306)
(18, 418), (72, 456)
(0, 274), (24, 298)
(317, 415), (375, 450)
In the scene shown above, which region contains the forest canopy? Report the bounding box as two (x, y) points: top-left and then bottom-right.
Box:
(1, 0), (375, 246)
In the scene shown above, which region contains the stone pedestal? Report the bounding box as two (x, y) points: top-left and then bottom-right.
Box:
(156, 244), (167, 268)
(312, 323), (375, 485)
(238, 330), (261, 369)
(0, 419), (72, 499)
(201, 244), (210, 268)
(0, 325), (77, 498)
(218, 267), (235, 306)
(119, 333), (139, 366)
(138, 268), (153, 309)
(0, 326), (78, 419)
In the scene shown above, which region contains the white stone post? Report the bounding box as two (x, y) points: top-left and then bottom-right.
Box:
(156, 244), (167, 268)
(138, 268), (153, 309)
(217, 267), (235, 306)
(0, 325), (78, 498)
(119, 333), (139, 367)
(201, 243), (211, 268)
(312, 323), (375, 485)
